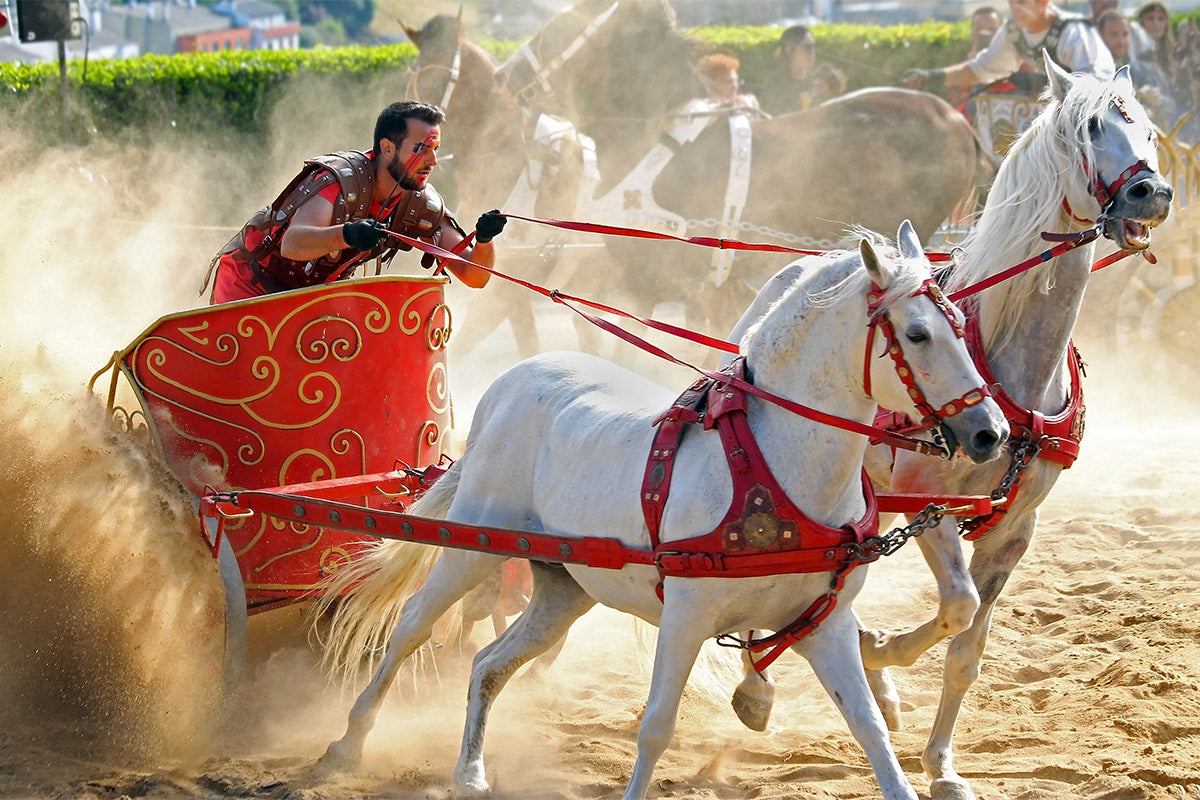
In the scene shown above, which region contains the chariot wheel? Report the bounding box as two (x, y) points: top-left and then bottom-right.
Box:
(1154, 282), (1200, 369)
(208, 515), (248, 705)
(1108, 250), (1185, 352)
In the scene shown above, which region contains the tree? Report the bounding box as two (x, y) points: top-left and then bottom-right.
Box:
(299, 0), (376, 42)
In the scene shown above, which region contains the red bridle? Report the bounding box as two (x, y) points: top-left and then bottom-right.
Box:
(1065, 96), (1155, 223)
(864, 278), (990, 429)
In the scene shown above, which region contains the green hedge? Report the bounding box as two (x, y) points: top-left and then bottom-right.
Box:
(0, 21), (967, 143)
(694, 20), (973, 93)
(5, 14), (1200, 145)
(0, 43), (417, 143)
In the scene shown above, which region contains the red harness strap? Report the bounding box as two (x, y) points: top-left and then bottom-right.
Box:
(959, 314), (1085, 540)
(640, 360), (879, 672)
(641, 359), (877, 582)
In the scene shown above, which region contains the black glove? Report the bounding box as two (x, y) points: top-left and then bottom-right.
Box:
(1005, 70), (1048, 95)
(342, 218), (388, 251)
(900, 67), (944, 92)
(474, 209), (507, 244)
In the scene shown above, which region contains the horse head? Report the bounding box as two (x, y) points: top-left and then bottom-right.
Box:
(493, 0), (698, 163)
(402, 10), (526, 213)
(860, 221), (1008, 464)
(1045, 52), (1173, 251)
(402, 9), (521, 132)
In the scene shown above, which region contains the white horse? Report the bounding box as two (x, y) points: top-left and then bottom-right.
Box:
(726, 58), (1174, 800)
(316, 220), (1009, 800)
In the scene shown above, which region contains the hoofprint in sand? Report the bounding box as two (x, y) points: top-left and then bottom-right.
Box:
(2, 282), (1198, 800)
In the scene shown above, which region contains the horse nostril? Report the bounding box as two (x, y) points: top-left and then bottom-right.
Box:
(972, 429), (1001, 454)
(1128, 178), (1173, 203)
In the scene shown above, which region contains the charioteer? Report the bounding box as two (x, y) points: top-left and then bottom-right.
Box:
(206, 100), (506, 303)
(900, 0), (1114, 97)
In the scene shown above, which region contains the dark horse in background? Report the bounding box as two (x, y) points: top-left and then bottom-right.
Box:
(410, 0), (989, 352)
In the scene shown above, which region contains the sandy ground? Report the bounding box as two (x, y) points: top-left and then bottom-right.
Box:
(3, 133), (1200, 800)
(2, 282), (1200, 800)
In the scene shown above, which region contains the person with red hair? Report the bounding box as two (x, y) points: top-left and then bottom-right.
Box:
(694, 52), (761, 112)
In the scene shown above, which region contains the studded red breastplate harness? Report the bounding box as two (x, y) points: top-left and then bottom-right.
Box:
(959, 314), (1085, 539)
(641, 358), (880, 583)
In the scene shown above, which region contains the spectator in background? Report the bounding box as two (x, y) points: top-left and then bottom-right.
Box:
(757, 25), (818, 114)
(901, 0), (1115, 97)
(947, 6), (1008, 108)
(1170, 18), (1200, 142)
(1091, 0), (1154, 55)
(1136, 2), (1184, 102)
(969, 6), (1005, 58)
(1097, 9), (1177, 127)
(809, 63), (847, 103)
(1136, 2), (1174, 62)
(693, 52), (761, 113)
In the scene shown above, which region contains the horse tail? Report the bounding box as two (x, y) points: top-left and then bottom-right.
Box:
(313, 460), (464, 685)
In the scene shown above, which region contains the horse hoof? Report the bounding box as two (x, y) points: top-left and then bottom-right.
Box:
(315, 740), (361, 775)
(929, 776), (978, 800)
(731, 673), (775, 731)
(453, 768), (491, 795)
(865, 667), (903, 731)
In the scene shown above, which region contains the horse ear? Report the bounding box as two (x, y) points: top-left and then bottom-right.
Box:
(861, 238), (888, 288)
(1043, 51), (1072, 101)
(401, 18), (421, 48)
(896, 219), (923, 262)
(1113, 64), (1135, 93)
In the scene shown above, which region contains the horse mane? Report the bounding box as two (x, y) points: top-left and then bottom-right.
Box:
(742, 232), (929, 356)
(945, 72), (1118, 347)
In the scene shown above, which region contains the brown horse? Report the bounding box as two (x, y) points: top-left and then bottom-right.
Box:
(487, 0), (989, 337)
(405, 1), (988, 344)
(401, 11), (590, 360)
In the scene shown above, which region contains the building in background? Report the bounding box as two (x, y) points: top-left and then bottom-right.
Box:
(0, 0), (298, 64)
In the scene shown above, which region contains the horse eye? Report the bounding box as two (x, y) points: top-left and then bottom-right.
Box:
(905, 326), (931, 345)
(1087, 116), (1102, 139)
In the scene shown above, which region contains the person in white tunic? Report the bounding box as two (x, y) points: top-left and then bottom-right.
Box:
(900, 0), (1115, 95)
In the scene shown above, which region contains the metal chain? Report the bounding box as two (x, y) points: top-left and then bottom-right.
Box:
(986, 437), (1042, 507)
(847, 437), (1044, 563)
(846, 503), (948, 563)
(685, 217), (845, 251)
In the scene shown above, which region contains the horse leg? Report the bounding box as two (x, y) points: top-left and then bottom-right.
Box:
(860, 518), (980, 672)
(504, 286), (541, 361)
(457, 570), (502, 653)
(454, 562), (596, 793)
(922, 521), (1033, 800)
(861, 627), (904, 732)
(730, 647), (775, 731)
(798, 610), (918, 800)
(622, 598), (709, 800)
(318, 550), (507, 772)
(857, 519), (979, 734)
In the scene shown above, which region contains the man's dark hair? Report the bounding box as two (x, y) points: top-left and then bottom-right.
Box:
(373, 101), (446, 153)
(779, 24), (813, 49)
(1096, 7), (1129, 34)
(972, 5), (1002, 20)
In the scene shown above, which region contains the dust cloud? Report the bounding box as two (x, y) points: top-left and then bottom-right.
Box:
(0, 110), (243, 766)
(3, 32), (1200, 800)
(0, 66), (633, 788)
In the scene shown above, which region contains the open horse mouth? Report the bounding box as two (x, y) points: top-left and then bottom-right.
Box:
(1105, 215), (1161, 252)
(1104, 174), (1173, 252)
